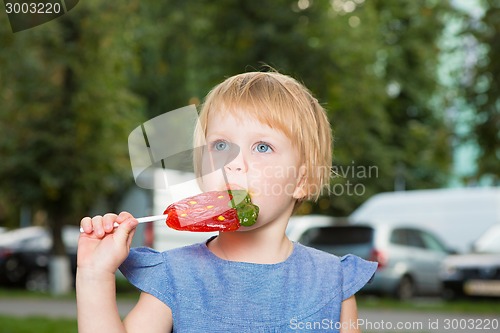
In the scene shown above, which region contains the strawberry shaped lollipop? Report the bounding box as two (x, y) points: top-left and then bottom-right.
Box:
(163, 190), (259, 232)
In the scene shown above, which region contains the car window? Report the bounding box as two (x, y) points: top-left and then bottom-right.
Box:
(391, 228), (427, 249)
(406, 230), (426, 248)
(299, 226), (373, 246)
(390, 229), (407, 245)
(419, 231), (448, 253)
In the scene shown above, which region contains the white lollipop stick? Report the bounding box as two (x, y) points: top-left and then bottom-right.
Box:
(136, 214), (169, 223)
(80, 214), (168, 233)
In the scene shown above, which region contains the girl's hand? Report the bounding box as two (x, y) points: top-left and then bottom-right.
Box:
(78, 211), (138, 275)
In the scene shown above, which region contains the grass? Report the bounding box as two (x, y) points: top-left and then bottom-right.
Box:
(0, 316), (77, 333)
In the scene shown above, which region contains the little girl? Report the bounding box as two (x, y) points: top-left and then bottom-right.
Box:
(77, 71), (377, 333)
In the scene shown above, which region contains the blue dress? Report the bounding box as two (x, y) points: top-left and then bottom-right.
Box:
(119, 237), (377, 333)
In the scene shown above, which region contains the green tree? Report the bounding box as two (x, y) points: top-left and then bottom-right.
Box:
(126, 0), (195, 115)
(130, 0), (458, 215)
(371, 0), (455, 190)
(128, 0), (391, 215)
(0, 1), (144, 293)
(0, 0), (464, 269)
(464, 0), (500, 184)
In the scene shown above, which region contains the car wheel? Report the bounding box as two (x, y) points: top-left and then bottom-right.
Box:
(26, 269), (49, 292)
(442, 287), (457, 301)
(395, 275), (415, 301)
(4, 257), (26, 284)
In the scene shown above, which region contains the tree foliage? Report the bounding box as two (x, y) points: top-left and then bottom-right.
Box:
(464, 0), (500, 183)
(0, 0), (468, 236)
(0, 1), (145, 246)
(127, 0), (457, 215)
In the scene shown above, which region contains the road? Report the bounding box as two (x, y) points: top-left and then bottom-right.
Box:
(0, 297), (136, 319)
(0, 297), (498, 332)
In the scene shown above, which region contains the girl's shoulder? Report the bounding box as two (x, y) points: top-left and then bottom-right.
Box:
(293, 242), (378, 297)
(120, 241), (209, 269)
(293, 241), (374, 269)
(293, 242), (341, 262)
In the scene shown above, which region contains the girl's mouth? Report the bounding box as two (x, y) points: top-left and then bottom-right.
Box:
(225, 183), (246, 191)
(223, 183), (256, 198)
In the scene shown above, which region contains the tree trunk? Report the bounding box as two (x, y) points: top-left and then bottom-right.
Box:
(49, 212), (72, 295)
(47, 16), (79, 296)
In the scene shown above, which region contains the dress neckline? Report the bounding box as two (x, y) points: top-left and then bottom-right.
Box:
(203, 235), (298, 267)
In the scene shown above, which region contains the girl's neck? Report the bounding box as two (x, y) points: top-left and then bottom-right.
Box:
(208, 221), (293, 264)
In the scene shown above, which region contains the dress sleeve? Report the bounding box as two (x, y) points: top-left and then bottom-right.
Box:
(119, 247), (173, 306)
(340, 254), (378, 300)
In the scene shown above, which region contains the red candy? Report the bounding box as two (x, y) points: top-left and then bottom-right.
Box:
(164, 191), (242, 232)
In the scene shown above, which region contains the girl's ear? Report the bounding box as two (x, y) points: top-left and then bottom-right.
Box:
(292, 165), (307, 200)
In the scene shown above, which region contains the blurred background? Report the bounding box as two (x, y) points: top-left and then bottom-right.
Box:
(0, 0), (499, 328)
(0, 0), (500, 332)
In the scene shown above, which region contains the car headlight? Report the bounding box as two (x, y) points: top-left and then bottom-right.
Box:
(440, 265), (461, 279)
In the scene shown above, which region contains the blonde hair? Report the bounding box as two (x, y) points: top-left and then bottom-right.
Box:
(194, 71), (332, 202)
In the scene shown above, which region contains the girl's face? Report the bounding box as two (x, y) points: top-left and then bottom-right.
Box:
(200, 111), (305, 229)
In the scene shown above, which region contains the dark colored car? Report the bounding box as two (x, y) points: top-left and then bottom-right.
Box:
(441, 224), (500, 299)
(0, 226), (79, 291)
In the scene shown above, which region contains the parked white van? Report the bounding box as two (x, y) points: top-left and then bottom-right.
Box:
(350, 187), (500, 253)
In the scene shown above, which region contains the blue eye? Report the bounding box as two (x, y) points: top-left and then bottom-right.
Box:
(213, 140), (229, 151)
(255, 143), (272, 153)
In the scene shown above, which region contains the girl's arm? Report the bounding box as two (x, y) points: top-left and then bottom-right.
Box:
(340, 295), (361, 333)
(124, 292), (173, 332)
(76, 212), (172, 333)
(77, 266), (173, 333)
(77, 268), (126, 333)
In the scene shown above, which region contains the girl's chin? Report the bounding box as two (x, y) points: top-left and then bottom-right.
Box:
(226, 224), (260, 233)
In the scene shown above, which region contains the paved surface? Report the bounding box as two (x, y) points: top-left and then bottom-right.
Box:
(0, 297), (136, 319)
(0, 297), (498, 332)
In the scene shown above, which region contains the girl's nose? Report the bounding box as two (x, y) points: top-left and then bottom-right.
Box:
(224, 151), (247, 173)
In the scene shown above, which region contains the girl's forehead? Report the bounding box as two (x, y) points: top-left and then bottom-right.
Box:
(206, 104), (291, 133)
(205, 111), (285, 137)
(207, 109), (259, 125)
(206, 111), (289, 138)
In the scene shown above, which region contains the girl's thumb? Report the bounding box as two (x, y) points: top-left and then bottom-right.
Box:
(115, 217), (138, 245)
